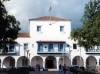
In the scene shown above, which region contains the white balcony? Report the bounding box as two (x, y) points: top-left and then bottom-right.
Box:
(37, 48), (66, 54)
(86, 49), (100, 53)
(0, 48), (17, 54)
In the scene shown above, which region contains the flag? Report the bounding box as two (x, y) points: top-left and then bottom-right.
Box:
(49, 6), (52, 12)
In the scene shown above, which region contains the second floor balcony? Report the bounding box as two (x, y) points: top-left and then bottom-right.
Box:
(86, 49), (100, 53)
(37, 48), (66, 54)
(0, 45), (17, 54)
(37, 40), (68, 54)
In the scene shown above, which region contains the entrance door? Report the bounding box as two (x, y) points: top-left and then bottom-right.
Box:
(46, 60), (53, 68)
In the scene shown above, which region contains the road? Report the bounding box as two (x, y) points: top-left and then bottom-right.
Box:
(29, 71), (71, 74)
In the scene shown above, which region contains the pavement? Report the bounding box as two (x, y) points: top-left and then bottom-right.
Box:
(29, 71), (71, 74)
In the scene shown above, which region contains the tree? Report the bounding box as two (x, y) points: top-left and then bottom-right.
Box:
(0, 0), (20, 53)
(70, 0), (100, 50)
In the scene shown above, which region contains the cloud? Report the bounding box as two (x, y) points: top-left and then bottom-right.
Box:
(4, 0), (90, 32)
(9, 8), (17, 15)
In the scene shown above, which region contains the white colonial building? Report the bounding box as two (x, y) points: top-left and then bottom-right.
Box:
(0, 16), (100, 70)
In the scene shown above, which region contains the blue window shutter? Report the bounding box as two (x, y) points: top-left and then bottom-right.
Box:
(48, 43), (50, 51)
(64, 43), (65, 51)
(38, 43), (43, 51)
(52, 43), (54, 51)
(61, 44), (63, 51)
(58, 43), (60, 51)
(48, 43), (53, 51)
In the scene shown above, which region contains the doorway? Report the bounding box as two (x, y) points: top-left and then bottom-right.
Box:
(46, 60), (53, 68)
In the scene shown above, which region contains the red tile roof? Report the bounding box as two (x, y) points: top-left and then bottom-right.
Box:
(29, 16), (71, 21)
(18, 32), (30, 37)
(36, 40), (66, 42)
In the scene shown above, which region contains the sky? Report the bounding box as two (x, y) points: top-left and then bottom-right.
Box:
(4, 0), (90, 32)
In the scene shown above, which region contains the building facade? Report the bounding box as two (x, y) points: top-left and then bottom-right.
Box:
(0, 16), (100, 70)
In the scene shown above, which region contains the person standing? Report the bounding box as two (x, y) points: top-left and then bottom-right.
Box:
(59, 64), (62, 73)
(63, 64), (66, 73)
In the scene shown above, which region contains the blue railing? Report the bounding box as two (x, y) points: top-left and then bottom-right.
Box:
(37, 49), (65, 52)
(86, 49), (100, 52)
(8, 49), (16, 52)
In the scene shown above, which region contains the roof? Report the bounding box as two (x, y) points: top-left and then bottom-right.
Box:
(36, 40), (66, 43)
(18, 32), (30, 37)
(29, 16), (71, 21)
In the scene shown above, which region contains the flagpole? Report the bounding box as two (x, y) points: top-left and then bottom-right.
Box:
(49, 6), (52, 25)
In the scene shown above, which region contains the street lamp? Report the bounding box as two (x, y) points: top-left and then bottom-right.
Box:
(24, 46), (26, 67)
(26, 50), (30, 66)
(29, 53), (30, 66)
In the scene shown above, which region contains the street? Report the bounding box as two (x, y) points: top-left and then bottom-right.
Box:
(29, 71), (71, 74)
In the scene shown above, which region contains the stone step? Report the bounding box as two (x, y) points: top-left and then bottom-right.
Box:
(48, 68), (57, 71)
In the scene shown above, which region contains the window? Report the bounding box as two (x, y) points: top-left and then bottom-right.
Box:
(48, 43), (53, 51)
(60, 26), (64, 32)
(37, 26), (41, 32)
(9, 44), (14, 52)
(9, 58), (15, 67)
(24, 43), (28, 50)
(73, 44), (77, 49)
(38, 43), (43, 51)
(58, 43), (63, 51)
(22, 59), (27, 66)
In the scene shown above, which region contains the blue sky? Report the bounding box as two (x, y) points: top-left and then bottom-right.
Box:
(4, 0), (90, 32)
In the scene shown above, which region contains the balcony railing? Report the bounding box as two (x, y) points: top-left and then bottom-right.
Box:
(0, 48), (17, 54)
(37, 49), (66, 54)
(86, 49), (100, 53)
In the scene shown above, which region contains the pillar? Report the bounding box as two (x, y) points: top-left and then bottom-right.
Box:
(56, 57), (59, 70)
(95, 58), (99, 73)
(1, 60), (3, 68)
(57, 61), (59, 70)
(15, 62), (17, 68)
(84, 61), (86, 68)
(43, 61), (45, 68)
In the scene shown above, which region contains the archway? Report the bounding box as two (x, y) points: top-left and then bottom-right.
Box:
(86, 56), (97, 67)
(17, 56), (29, 67)
(72, 56), (84, 66)
(31, 56), (43, 68)
(45, 56), (56, 68)
(59, 56), (70, 66)
(3, 56), (15, 68)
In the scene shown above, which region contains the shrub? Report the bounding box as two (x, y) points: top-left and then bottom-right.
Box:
(7, 67), (29, 74)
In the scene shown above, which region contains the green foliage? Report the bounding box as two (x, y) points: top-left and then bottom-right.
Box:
(7, 67), (29, 74)
(0, 0), (20, 53)
(70, 0), (100, 49)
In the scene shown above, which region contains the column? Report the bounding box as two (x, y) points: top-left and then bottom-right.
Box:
(84, 61), (86, 68)
(97, 61), (100, 73)
(1, 60), (3, 68)
(57, 61), (59, 70)
(43, 61), (45, 68)
(56, 58), (59, 70)
(15, 60), (17, 68)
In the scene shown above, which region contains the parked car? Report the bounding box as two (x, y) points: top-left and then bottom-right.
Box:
(69, 65), (79, 74)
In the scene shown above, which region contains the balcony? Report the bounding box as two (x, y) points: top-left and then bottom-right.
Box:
(86, 49), (100, 54)
(0, 48), (17, 54)
(37, 48), (66, 54)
